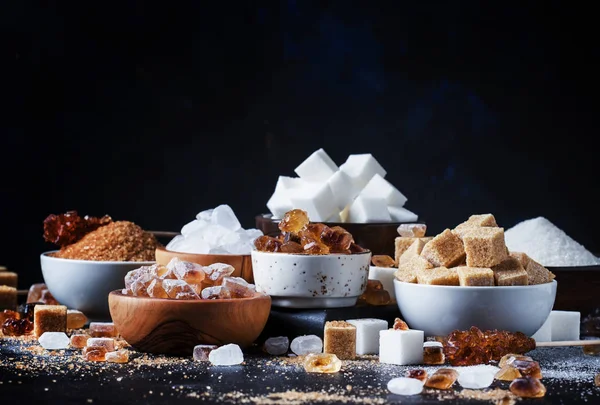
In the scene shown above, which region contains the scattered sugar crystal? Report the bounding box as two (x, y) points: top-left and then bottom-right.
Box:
(387, 377), (424, 395)
(290, 335), (323, 355)
(87, 337), (116, 352)
(208, 344), (244, 366)
(70, 334), (90, 349)
(38, 332), (69, 350)
(264, 336), (290, 355)
(303, 353), (342, 373)
(205, 263), (235, 283)
(504, 217), (600, 266)
(105, 350), (129, 363)
(66, 309), (88, 329)
(193, 344), (218, 361)
(89, 322), (118, 338)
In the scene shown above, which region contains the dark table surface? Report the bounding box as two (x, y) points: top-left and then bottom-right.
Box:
(1, 332), (599, 405)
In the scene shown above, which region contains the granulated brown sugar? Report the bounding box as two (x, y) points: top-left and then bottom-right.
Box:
(51, 221), (159, 261)
(458, 388), (519, 404)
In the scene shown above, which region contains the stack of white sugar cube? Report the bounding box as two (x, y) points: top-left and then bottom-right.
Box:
(266, 148), (418, 222)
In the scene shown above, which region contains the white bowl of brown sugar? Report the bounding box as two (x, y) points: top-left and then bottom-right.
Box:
(40, 216), (160, 321)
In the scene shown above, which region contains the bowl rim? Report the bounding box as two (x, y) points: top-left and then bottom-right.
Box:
(250, 248), (372, 257)
(393, 278), (557, 291)
(255, 213), (426, 226)
(108, 289), (270, 303)
(155, 245), (251, 257)
(41, 250), (155, 266)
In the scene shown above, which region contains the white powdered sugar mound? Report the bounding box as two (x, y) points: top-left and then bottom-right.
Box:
(504, 217), (600, 266)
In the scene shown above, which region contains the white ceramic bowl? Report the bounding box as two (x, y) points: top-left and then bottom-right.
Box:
(40, 251), (154, 321)
(394, 279), (557, 337)
(251, 250), (372, 308)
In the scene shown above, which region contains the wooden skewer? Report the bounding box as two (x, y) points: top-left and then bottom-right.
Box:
(536, 340), (600, 347)
(149, 231), (180, 238)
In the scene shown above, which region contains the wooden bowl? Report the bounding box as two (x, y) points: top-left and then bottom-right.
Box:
(108, 290), (271, 355)
(155, 246), (254, 283)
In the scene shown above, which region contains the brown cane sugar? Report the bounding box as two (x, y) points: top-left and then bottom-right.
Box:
(51, 221), (159, 261)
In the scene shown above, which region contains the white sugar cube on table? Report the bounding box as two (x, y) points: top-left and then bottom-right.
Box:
(327, 169), (358, 210)
(549, 310), (581, 341)
(531, 314), (552, 342)
(345, 318), (388, 355)
(38, 332), (70, 350)
(368, 266), (397, 301)
(290, 335), (323, 355)
(208, 344), (244, 366)
(388, 206), (418, 222)
(347, 196), (391, 223)
(294, 148), (338, 182)
(289, 182), (338, 222)
(340, 153), (387, 190)
(360, 173), (407, 207)
(379, 329), (424, 365)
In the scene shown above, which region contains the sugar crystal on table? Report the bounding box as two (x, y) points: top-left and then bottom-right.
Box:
(0, 286), (17, 311)
(323, 321), (356, 360)
(457, 368), (496, 389)
(162, 279), (199, 300)
(106, 350), (129, 363)
(387, 377), (424, 396)
(0, 309), (19, 324)
(379, 328), (424, 365)
(509, 376), (546, 398)
(345, 318), (387, 355)
(83, 346), (107, 362)
(290, 335), (323, 355)
(498, 353), (533, 368)
(26, 283), (46, 303)
(193, 344), (219, 361)
(201, 286), (232, 300)
(303, 353), (342, 373)
(87, 337), (115, 352)
(33, 304), (67, 337)
(221, 277), (255, 298)
(263, 336), (289, 355)
(406, 369), (428, 382)
(70, 334), (90, 349)
(67, 309), (88, 329)
(393, 318), (409, 330)
(38, 332), (70, 350)
(2, 318), (33, 336)
(208, 343), (244, 366)
(511, 360), (542, 378)
(89, 322), (118, 338)
(423, 341), (445, 365)
(424, 368), (458, 390)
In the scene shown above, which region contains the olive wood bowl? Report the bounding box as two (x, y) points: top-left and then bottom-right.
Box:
(108, 290), (271, 355)
(155, 246), (254, 283)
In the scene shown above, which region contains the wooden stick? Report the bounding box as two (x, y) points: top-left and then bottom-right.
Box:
(149, 231), (179, 238)
(536, 340), (600, 347)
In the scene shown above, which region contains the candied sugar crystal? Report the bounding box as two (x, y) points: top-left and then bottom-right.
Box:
(193, 344), (219, 361)
(67, 309), (88, 329)
(279, 241), (304, 253)
(406, 369), (428, 382)
(0, 286), (17, 311)
(167, 257), (206, 284)
(323, 320), (356, 360)
(290, 335), (323, 355)
(147, 278), (169, 298)
(70, 333), (90, 349)
(201, 285), (232, 300)
(512, 359), (542, 379)
(371, 255), (395, 268)
(462, 227), (508, 267)
(424, 368), (458, 390)
(320, 225), (354, 253)
(423, 341), (445, 365)
(495, 365), (522, 381)
(89, 322), (118, 337)
(33, 304), (67, 337)
(420, 229), (465, 268)
(455, 266), (494, 286)
(205, 263), (235, 284)
(221, 277), (256, 298)
(83, 346), (107, 362)
(38, 331), (69, 350)
(208, 343), (244, 366)
(509, 376), (546, 398)
(106, 349), (129, 363)
(393, 318), (409, 330)
(498, 353), (533, 368)
(2, 318), (33, 336)
(0, 309), (19, 324)
(278, 209), (309, 233)
(303, 353), (342, 373)
(398, 239), (428, 266)
(397, 223), (427, 238)
(595, 373), (600, 387)
(130, 272), (155, 297)
(26, 283), (47, 303)
(87, 337), (116, 352)
(357, 279), (391, 306)
(457, 368), (496, 389)
(263, 336), (290, 355)
(417, 267), (459, 286)
(163, 279), (200, 300)
(254, 235), (283, 252)
(492, 257), (528, 286)
(0, 271), (18, 288)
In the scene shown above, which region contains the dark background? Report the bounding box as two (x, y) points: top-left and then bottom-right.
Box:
(2, 1), (598, 290)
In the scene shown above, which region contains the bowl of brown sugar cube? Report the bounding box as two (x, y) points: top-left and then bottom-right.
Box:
(383, 214), (557, 337)
(251, 209), (372, 309)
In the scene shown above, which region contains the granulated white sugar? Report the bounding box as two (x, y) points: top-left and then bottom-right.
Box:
(504, 217), (600, 266)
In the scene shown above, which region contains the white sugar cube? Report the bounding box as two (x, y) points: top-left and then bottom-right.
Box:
(549, 310), (580, 341)
(388, 206), (418, 222)
(327, 169), (358, 210)
(340, 205), (350, 222)
(294, 148), (338, 182)
(340, 153), (387, 190)
(368, 266), (397, 301)
(345, 318), (388, 355)
(289, 182), (338, 222)
(360, 173), (407, 207)
(347, 196), (391, 223)
(266, 176), (303, 219)
(531, 314), (552, 342)
(379, 329), (424, 365)
(325, 211), (342, 223)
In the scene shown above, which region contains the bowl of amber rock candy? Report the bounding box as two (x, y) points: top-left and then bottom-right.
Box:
(251, 209), (371, 309)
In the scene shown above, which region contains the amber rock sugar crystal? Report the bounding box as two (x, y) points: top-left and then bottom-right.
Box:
(371, 255), (395, 268)
(70, 334), (90, 349)
(424, 368), (458, 390)
(423, 341), (445, 365)
(105, 350), (129, 363)
(406, 369), (428, 382)
(303, 353), (342, 374)
(83, 346), (108, 362)
(89, 322), (118, 338)
(509, 376), (546, 398)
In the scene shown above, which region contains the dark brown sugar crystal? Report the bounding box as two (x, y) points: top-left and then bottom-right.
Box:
(371, 255), (395, 267)
(43, 210), (112, 247)
(2, 318), (33, 336)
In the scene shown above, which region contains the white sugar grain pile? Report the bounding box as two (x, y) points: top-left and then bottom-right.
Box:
(504, 217), (600, 266)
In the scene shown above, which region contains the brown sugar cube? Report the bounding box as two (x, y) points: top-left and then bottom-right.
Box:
(0, 286), (17, 311)
(420, 229), (465, 268)
(453, 213), (499, 239)
(455, 266), (494, 286)
(510, 252), (552, 285)
(398, 239), (429, 266)
(33, 305), (67, 337)
(492, 257), (528, 286)
(398, 254), (434, 274)
(394, 237), (433, 266)
(462, 227), (508, 267)
(0, 271), (18, 288)
(323, 320), (356, 360)
(394, 269), (418, 284)
(509, 251), (530, 268)
(417, 267), (459, 286)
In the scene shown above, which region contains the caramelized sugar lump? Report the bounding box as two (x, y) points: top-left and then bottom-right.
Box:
(371, 255), (395, 268)
(0, 309), (20, 324)
(254, 209), (366, 255)
(357, 280), (391, 306)
(424, 368), (458, 389)
(2, 318), (33, 336)
(43, 210), (112, 247)
(406, 369), (428, 382)
(509, 376), (546, 398)
(393, 317), (409, 330)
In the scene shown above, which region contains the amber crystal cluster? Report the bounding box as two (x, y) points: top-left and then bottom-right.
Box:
(43, 210), (112, 247)
(1, 310), (33, 336)
(254, 209), (367, 255)
(442, 326), (535, 366)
